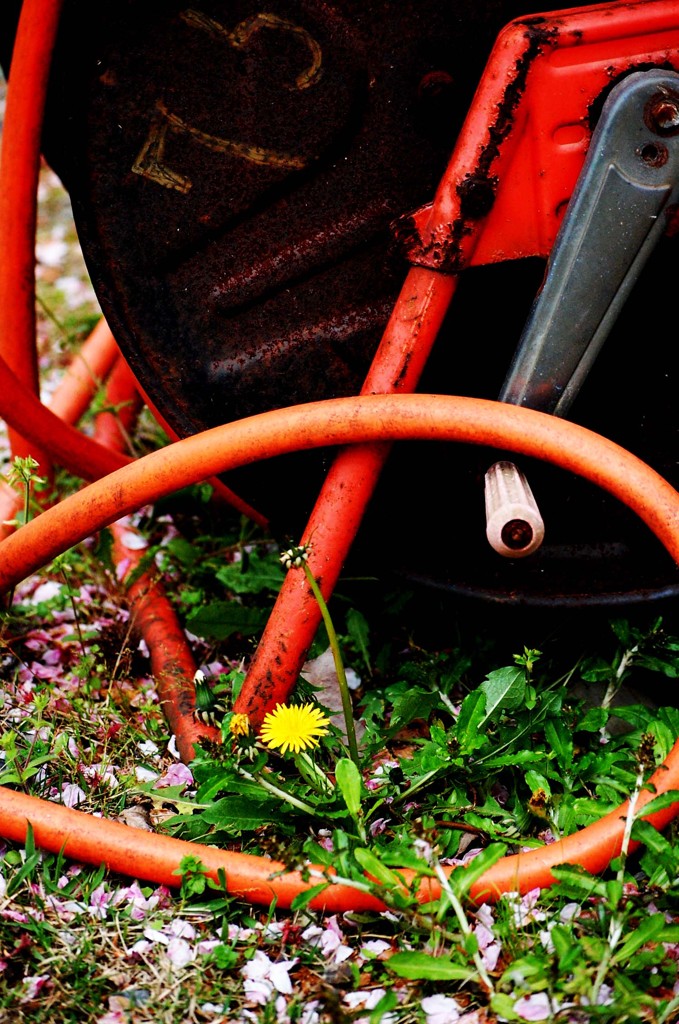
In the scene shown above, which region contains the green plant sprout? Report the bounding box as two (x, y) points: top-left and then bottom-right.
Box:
(5, 454), (47, 527)
(1, 455), (48, 611)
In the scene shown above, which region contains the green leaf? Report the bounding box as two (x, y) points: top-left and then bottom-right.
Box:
(25, 821), (35, 860)
(525, 770), (552, 796)
(479, 750), (554, 770)
(346, 607), (371, 673)
(456, 689), (487, 753)
(386, 951), (473, 981)
(631, 817), (676, 854)
(612, 913), (667, 963)
(448, 843), (506, 900)
(550, 924), (581, 972)
(610, 618), (632, 646)
(206, 944), (239, 970)
(200, 795), (281, 830)
(390, 687), (441, 732)
(370, 989), (398, 1024)
(479, 665), (526, 725)
(335, 758), (363, 821)
(581, 656), (613, 683)
(637, 789), (679, 818)
(165, 536), (199, 567)
(354, 847), (406, 889)
(544, 717), (573, 768)
(489, 993), (520, 1020)
(550, 863), (608, 899)
(577, 705), (609, 732)
(6, 843), (41, 897)
(606, 878), (623, 909)
(215, 555), (284, 596)
(381, 847), (436, 874)
(290, 882), (330, 911)
(186, 602), (267, 640)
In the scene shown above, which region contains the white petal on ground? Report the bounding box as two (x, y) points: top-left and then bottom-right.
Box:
(421, 993), (461, 1024)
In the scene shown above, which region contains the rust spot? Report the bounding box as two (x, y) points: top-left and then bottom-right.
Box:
(395, 349), (413, 386)
(645, 91), (679, 137)
(638, 140), (669, 167)
(411, 23), (559, 271)
(475, 24), (560, 179)
(390, 213), (421, 253)
(457, 174), (498, 219)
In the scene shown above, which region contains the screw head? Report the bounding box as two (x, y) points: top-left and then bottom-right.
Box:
(646, 93), (679, 136)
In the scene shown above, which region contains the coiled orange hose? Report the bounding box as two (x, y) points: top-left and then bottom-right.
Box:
(2, 395), (678, 594)
(1, 393), (679, 908)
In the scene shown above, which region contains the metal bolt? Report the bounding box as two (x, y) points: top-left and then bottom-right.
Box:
(647, 94), (679, 136)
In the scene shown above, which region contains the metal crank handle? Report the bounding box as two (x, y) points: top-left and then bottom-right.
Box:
(486, 68), (679, 558)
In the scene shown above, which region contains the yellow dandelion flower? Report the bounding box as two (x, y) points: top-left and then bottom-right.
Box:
(259, 703), (330, 755)
(229, 713), (251, 737)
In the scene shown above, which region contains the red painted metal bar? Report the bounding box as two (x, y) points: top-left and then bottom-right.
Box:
(0, 0), (64, 474)
(1, 317), (119, 542)
(0, 485), (22, 544)
(235, 268), (458, 725)
(410, 0), (679, 271)
(0, 356), (131, 480)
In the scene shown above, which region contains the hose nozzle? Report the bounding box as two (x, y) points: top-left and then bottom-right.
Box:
(485, 460), (544, 558)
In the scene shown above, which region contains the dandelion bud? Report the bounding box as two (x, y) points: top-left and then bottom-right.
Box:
(279, 544), (310, 570)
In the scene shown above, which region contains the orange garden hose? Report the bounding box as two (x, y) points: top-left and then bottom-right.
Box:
(48, 317), (120, 426)
(2, 395), (679, 594)
(1, 393), (679, 908)
(132, 380), (269, 528)
(0, 736), (677, 911)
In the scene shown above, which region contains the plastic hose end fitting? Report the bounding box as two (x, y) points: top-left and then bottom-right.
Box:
(485, 460), (545, 558)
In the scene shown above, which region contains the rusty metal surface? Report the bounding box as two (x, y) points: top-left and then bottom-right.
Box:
(7, 0), (679, 605)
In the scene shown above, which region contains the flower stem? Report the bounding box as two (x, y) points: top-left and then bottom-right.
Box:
(295, 750), (334, 795)
(432, 858), (495, 996)
(237, 766), (319, 817)
(590, 760), (645, 1004)
(302, 563), (360, 767)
